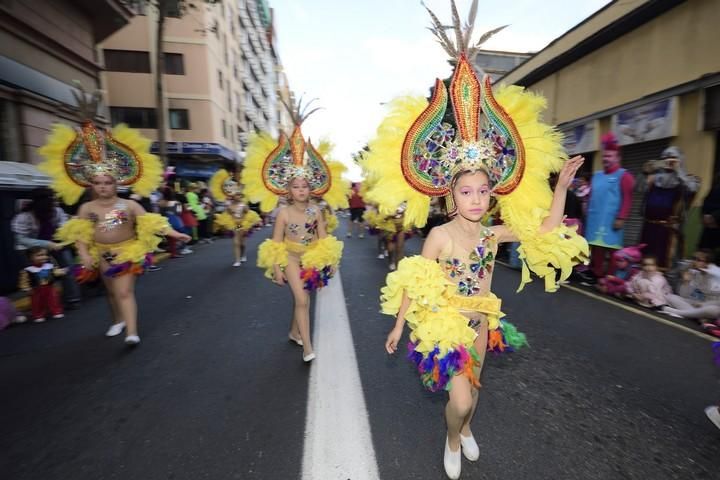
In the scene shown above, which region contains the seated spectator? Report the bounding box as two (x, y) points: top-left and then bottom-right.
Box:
(662, 250), (720, 322)
(596, 244), (644, 297)
(628, 255), (671, 308)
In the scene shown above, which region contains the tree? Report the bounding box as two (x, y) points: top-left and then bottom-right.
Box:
(135, 0), (221, 166)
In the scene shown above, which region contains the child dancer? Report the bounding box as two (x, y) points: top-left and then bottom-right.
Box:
(18, 246), (67, 322)
(242, 100), (347, 362)
(211, 169), (261, 266)
(363, 4), (588, 478)
(38, 88), (190, 345)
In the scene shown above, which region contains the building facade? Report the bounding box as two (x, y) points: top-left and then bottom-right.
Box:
(501, 0), (720, 251)
(0, 0), (133, 165)
(102, 0), (285, 179)
(473, 49), (532, 83)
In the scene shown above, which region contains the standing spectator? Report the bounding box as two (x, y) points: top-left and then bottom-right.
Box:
(200, 187), (215, 242)
(583, 132), (635, 284)
(186, 183), (209, 242)
(347, 182), (366, 238)
(638, 146), (699, 269)
(11, 187), (81, 308)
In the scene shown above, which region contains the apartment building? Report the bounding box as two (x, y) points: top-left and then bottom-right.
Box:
(102, 0), (286, 179)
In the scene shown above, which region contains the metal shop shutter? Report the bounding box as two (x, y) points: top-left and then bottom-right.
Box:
(620, 139), (671, 245)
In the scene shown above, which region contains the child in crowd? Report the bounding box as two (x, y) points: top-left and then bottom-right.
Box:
(18, 246), (67, 322)
(629, 255), (671, 308)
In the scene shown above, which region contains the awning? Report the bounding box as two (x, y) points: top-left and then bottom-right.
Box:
(0, 162), (51, 190)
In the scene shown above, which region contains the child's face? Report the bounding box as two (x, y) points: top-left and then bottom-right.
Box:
(288, 177), (310, 202)
(452, 171), (491, 222)
(693, 252), (709, 270)
(91, 174), (117, 198)
(30, 249), (49, 265)
(642, 258), (657, 273)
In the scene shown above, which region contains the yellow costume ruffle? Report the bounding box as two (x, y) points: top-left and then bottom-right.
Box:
(381, 256), (494, 356)
(242, 132), (282, 213)
(257, 239), (289, 279)
(56, 213), (169, 266)
(241, 210), (262, 231)
(209, 169), (232, 202)
(324, 210), (338, 234)
(301, 236), (343, 271)
(214, 211), (236, 232)
(316, 139), (350, 210)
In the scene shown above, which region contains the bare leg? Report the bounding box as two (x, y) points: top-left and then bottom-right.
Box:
(111, 274), (138, 336)
(101, 275), (121, 325)
(239, 232), (247, 259)
(232, 230), (242, 263)
(461, 319), (489, 436)
(395, 231), (406, 264)
(285, 258), (312, 355)
(446, 375), (473, 452)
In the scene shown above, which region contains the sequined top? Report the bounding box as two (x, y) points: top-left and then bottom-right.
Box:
(285, 206), (319, 246)
(438, 226), (497, 298)
(88, 201), (131, 233)
(227, 201), (247, 221)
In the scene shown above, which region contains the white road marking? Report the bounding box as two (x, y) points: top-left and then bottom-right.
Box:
(302, 272), (380, 480)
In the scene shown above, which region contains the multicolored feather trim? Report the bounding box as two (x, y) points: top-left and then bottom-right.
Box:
(407, 342), (481, 392)
(300, 265), (334, 291)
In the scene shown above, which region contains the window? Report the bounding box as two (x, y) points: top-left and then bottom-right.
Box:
(163, 53), (185, 75)
(110, 107), (157, 129)
(169, 109), (190, 129)
(218, 70), (223, 89)
(104, 49), (151, 73)
(221, 119), (227, 138)
(166, 0), (182, 18)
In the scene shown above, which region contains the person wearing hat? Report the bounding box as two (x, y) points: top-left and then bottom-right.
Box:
(582, 132), (636, 283)
(639, 146), (699, 269)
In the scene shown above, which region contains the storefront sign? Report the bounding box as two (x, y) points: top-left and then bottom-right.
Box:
(561, 120), (599, 154)
(151, 142), (237, 161)
(611, 97), (678, 146)
(173, 164), (221, 179)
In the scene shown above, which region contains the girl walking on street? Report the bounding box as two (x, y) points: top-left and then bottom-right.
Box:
(363, 3), (588, 478)
(243, 100), (347, 362)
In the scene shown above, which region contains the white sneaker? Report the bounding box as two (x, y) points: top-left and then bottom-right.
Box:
(444, 437), (461, 480)
(106, 322), (126, 337)
(233, 261), (242, 267)
(14, 315), (27, 324)
(180, 248), (193, 255)
(240, 255), (247, 263)
(389, 263), (396, 271)
(52, 314), (65, 319)
(124, 335), (141, 346)
(358, 233), (365, 238)
(303, 352), (316, 362)
(661, 306), (683, 318)
(33, 317), (46, 323)
(705, 406), (720, 430)
(377, 253), (385, 259)
(460, 432), (480, 461)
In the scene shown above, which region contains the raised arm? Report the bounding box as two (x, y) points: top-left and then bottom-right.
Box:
(539, 155), (584, 234)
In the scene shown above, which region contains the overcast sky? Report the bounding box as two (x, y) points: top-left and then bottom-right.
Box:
(269, 0), (612, 180)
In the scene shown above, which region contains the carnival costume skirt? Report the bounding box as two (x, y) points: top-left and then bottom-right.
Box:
(381, 256), (527, 392)
(257, 236), (343, 291)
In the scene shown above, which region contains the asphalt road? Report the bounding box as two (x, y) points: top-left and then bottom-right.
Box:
(1, 221), (719, 480)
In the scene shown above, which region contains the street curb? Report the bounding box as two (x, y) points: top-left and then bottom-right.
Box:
(11, 252), (172, 311)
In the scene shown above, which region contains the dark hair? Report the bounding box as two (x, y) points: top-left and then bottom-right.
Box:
(30, 187), (55, 224)
(26, 246), (48, 259)
(697, 248), (714, 263)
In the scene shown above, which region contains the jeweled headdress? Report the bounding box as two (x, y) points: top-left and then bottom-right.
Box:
(363, 1), (588, 291)
(242, 98), (349, 212)
(38, 83), (162, 205)
(209, 168), (240, 202)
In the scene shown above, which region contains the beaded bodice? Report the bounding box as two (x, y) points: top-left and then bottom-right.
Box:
(438, 225), (497, 297)
(227, 201), (247, 221)
(285, 206), (319, 246)
(88, 201), (131, 233)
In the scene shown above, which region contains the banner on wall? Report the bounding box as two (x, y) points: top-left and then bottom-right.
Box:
(611, 97), (678, 146)
(561, 120), (599, 154)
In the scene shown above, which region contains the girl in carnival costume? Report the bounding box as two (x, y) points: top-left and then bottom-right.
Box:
(38, 87), (190, 345)
(211, 169), (262, 266)
(242, 99), (347, 362)
(364, 3), (588, 478)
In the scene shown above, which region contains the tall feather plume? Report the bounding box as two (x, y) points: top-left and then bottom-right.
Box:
(421, 1), (456, 58)
(70, 81), (101, 121)
(467, 25), (508, 58)
(281, 94), (322, 126)
(463, 0), (479, 52)
(450, 0), (464, 53)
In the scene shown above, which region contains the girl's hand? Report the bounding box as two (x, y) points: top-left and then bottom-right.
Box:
(273, 268), (287, 286)
(80, 255), (96, 270)
(385, 325), (403, 354)
(557, 156), (585, 190)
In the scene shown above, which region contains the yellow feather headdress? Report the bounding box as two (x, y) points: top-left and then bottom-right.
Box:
(37, 85), (162, 205)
